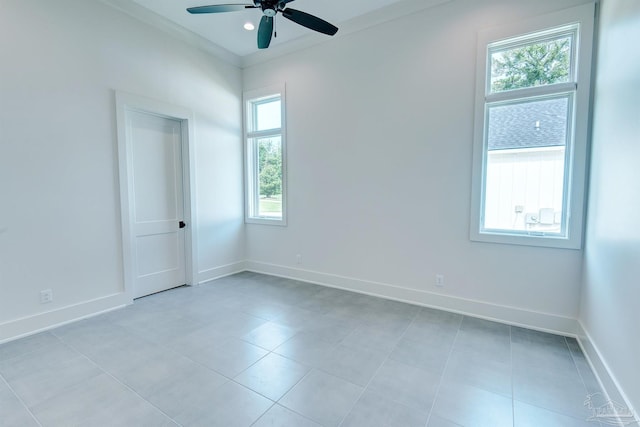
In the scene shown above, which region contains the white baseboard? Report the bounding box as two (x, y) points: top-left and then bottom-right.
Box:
(576, 322), (639, 424)
(197, 261), (248, 285)
(0, 261), (579, 343)
(245, 261), (579, 336)
(0, 261), (247, 345)
(0, 292), (130, 344)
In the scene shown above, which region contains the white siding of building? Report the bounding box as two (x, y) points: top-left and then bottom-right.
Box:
(485, 147), (565, 232)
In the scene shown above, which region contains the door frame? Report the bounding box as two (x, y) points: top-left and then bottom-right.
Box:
(115, 91), (198, 301)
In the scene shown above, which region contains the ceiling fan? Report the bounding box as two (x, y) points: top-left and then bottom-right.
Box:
(187, 1), (339, 49)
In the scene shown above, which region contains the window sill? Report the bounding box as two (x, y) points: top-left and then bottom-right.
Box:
(245, 217), (287, 227)
(470, 229), (581, 250)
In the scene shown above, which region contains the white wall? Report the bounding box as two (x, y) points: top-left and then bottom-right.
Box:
(579, 0), (640, 414)
(0, 0), (245, 341)
(243, 0), (594, 333)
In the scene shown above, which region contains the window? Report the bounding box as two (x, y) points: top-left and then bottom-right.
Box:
(470, 4), (595, 249)
(244, 85), (287, 225)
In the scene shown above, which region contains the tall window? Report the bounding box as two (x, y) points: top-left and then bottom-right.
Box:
(244, 85), (287, 225)
(470, 4), (594, 249)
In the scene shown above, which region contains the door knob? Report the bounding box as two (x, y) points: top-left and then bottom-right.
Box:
(179, 221), (186, 229)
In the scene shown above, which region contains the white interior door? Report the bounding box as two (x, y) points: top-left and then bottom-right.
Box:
(128, 111), (187, 298)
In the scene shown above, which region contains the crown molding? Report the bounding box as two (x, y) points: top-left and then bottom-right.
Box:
(98, 0), (242, 67)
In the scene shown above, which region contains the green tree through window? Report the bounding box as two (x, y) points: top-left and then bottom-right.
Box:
(258, 138), (282, 198)
(491, 37), (571, 92)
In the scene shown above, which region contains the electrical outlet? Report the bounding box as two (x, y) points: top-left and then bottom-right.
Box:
(435, 274), (445, 287)
(40, 289), (53, 304)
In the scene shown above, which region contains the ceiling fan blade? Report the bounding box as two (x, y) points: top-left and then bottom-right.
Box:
(282, 8), (338, 36)
(257, 16), (274, 49)
(187, 4), (255, 14)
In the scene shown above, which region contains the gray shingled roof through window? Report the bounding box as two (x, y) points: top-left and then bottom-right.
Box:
(487, 97), (568, 151)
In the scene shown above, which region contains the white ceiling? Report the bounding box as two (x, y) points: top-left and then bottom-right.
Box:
(101, 0), (451, 65)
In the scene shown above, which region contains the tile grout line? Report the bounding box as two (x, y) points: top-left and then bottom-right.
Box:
(563, 336), (602, 426)
(114, 311), (302, 426)
(512, 332), (595, 424)
(144, 280), (334, 426)
(260, 311), (364, 426)
(234, 283), (340, 426)
(564, 335), (593, 396)
(335, 307), (422, 427)
(52, 330), (185, 427)
(148, 286), (323, 426)
(246, 364), (319, 427)
(0, 370), (44, 427)
(422, 315), (465, 427)
(174, 318), (313, 425)
(260, 312), (362, 424)
(118, 289), (299, 426)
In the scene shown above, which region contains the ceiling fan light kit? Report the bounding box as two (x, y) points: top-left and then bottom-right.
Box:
(187, 0), (338, 49)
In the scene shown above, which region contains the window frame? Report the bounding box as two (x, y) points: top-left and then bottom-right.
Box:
(470, 4), (595, 249)
(243, 84), (287, 226)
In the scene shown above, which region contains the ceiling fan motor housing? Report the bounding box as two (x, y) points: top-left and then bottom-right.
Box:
(257, 0), (284, 15)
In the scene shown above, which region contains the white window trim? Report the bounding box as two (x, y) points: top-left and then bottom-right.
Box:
(470, 3), (595, 249)
(243, 84), (287, 226)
